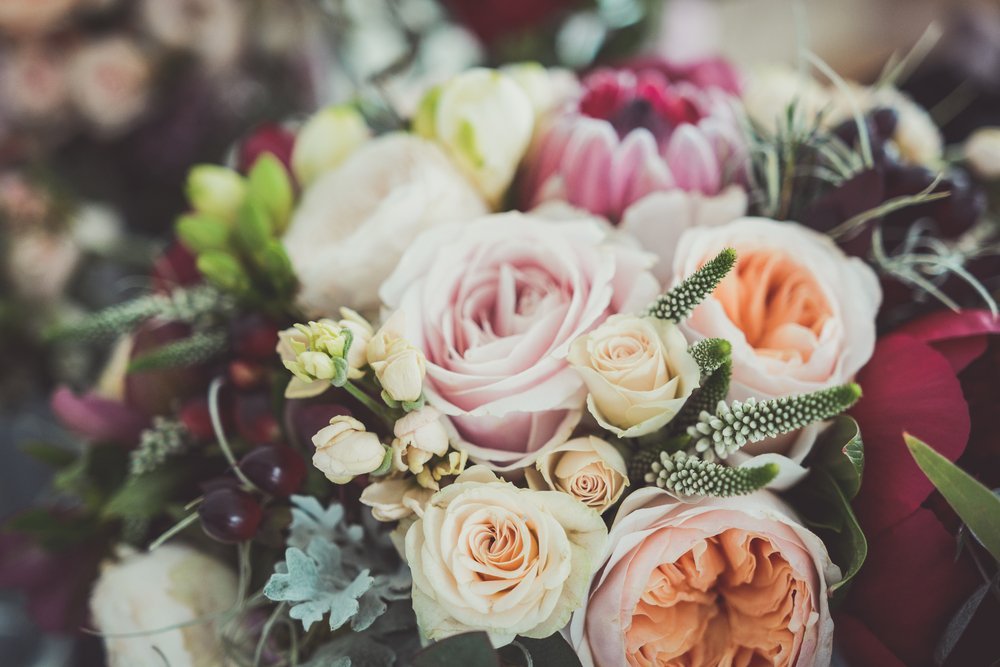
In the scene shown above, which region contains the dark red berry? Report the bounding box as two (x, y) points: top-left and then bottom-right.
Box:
(178, 398), (215, 442)
(230, 316), (282, 361)
(240, 445), (307, 497)
(234, 391), (281, 444)
(198, 487), (262, 543)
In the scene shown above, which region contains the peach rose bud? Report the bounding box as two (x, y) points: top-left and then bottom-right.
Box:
(391, 407), (450, 476)
(311, 416), (387, 484)
(525, 436), (630, 513)
(568, 314), (700, 438)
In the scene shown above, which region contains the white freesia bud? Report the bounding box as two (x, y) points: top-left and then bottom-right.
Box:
(292, 105), (371, 186)
(185, 165), (246, 223)
(416, 68), (534, 206)
(391, 407), (450, 476)
(311, 415), (387, 484)
(367, 312), (426, 403)
(90, 544), (238, 667)
(525, 436), (629, 514)
(966, 127), (1000, 180)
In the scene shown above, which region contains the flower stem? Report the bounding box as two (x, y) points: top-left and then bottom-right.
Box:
(208, 376), (262, 493)
(343, 380), (397, 427)
(147, 511), (199, 552)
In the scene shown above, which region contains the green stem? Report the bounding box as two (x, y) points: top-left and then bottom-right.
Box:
(208, 377), (263, 493)
(343, 380), (397, 427)
(147, 511), (199, 552)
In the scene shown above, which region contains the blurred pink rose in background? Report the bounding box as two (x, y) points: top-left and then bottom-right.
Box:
(0, 0), (78, 37)
(0, 43), (70, 123)
(380, 212), (659, 470)
(67, 37), (152, 136)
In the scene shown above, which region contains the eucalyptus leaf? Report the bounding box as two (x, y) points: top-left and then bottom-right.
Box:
(412, 632), (500, 667)
(905, 434), (1000, 563)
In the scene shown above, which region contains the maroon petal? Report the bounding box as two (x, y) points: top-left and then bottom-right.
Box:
(237, 123), (296, 175)
(844, 508), (980, 666)
(50, 386), (148, 445)
(850, 334), (970, 536)
(834, 613), (907, 667)
(896, 309), (1000, 373)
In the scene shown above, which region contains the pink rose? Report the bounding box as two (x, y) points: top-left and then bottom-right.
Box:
(673, 217), (880, 486)
(379, 211), (659, 470)
(1, 43), (70, 123)
(570, 488), (839, 667)
(68, 37), (151, 136)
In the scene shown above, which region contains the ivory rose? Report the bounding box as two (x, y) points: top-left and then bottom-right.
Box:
(570, 488), (839, 667)
(673, 217), (880, 485)
(525, 436), (629, 513)
(283, 133), (487, 315)
(379, 212), (660, 470)
(568, 314), (701, 438)
(90, 544), (238, 667)
(405, 465), (607, 646)
(311, 416), (387, 484)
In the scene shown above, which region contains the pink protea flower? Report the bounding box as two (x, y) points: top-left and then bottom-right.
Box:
(521, 64), (746, 221)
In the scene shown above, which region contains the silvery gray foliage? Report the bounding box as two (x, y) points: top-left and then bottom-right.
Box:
(264, 495), (411, 634)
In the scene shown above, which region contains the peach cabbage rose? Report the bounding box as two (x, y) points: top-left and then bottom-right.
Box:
(673, 217), (880, 487)
(570, 488), (839, 667)
(405, 465), (607, 647)
(568, 314), (701, 438)
(90, 544), (238, 667)
(524, 436), (629, 514)
(283, 133), (487, 315)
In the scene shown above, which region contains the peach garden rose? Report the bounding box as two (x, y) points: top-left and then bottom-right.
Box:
(405, 466), (607, 647)
(570, 488), (839, 667)
(672, 217), (880, 486)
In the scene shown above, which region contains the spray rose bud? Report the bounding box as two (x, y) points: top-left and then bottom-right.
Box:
(291, 105), (371, 187)
(391, 407), (450, 475)
(415, 68), (534, 206)
(966, 127), (1000, 180)
(311, 416), (387, 484)
(367, 312), (426, 403)
(186, 165), (247, 223)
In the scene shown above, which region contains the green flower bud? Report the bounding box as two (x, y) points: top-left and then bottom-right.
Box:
(247, 154), (293, 233)
(196, 251), (250, 294)
(186, 165), (247, 223)
(175, 214), (231, 253)
(291, 105), (370, 187)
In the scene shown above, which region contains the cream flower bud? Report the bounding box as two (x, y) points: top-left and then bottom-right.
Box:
(311, 416), (387, 484)
(292, 105), (371, 187)
(279, 319), (356, 397)
(360, 476), (435, 522)
(367, 312), (426, 403)
(337, 307), (374, 377)
(415, 68), (534, 206)
(500, 62), (580, 120)
(568, 314), (701, 438)
(391, 406), (450, 476)
(185, 165), (246, 223)
(90, 544), (237, 667)
(525, 436), (629, 514)
(297, 351), (336, 380)
(966, 127), (1000, 180)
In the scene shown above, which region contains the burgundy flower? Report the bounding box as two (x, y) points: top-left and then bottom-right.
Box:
(441, 0), (581, 44)
(236, 122), (296, 174)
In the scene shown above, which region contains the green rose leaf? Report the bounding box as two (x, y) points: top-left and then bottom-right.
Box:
(811, 415), (864, 499)
(412, 632), (500, 667)
(905, 433), (1000, 562)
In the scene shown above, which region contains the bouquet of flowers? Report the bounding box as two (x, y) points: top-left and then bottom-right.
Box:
(5, 50), (1000, 667)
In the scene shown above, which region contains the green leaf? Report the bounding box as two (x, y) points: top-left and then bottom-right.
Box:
(175, 214), (231, 253)
(5, 509), (101, 550)
(53, 445), (129, 510)
(261, 240), (297, 296)
(810, 416), (864, 499)
(506, 634), (583, 667)
(102, 464), (188, 519)
(413, 632), (500, 667)
(906, 434), (1000, 562)
(20, 442), (77, 469)
(248, 153), (293, 232)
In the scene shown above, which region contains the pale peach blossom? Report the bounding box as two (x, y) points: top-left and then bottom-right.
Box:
(570, 488), (839, 667)
(68, 37), (151, 136)
(405, 465), (607, 647)
(568, 314), (700, 438)
(1, 43), (70, 122)
(524, 436), (629, 513)
(311, 416), (386, 484)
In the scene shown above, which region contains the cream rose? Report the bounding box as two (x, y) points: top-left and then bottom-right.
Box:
(90, 544), (238, 667)
(311, 416), (387, 484)
(570, 488), (839, 667)
(673, 217), (880, 486)
(283, 133), (487, 315)
(525, 436), (629, 514)
(568, 314), (701, 438)
(405, 465), (608, 647)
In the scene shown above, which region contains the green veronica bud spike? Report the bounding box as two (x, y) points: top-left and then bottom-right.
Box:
(647, 248), (736, 323)
(646, 450), (778, 497)
(689, 383), (862, 460)
(688, 338), (732, 375)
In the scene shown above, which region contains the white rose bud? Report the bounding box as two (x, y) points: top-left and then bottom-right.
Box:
(367, 312), (426, 403)
(185, 165), (246, 223)
(568, 314), (701, 438)
(966, 127), (1000, 180)
(311, 416), (387, 484)
(391, 406), (450, 475)
(525, 436), (629, 513)
(292, 105), (371, 187)
(90, 544), (237, 667)
(415, 68), (534, 207)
